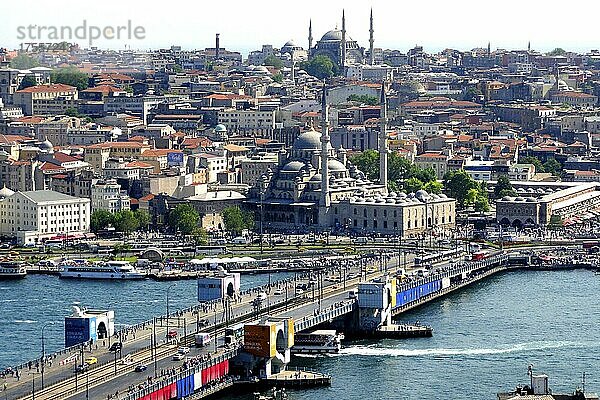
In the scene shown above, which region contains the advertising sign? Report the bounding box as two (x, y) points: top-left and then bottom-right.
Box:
(167, 152), (184, 166)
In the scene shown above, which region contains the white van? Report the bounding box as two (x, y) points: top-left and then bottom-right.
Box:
(195, 332), (212, 347)
(355, 237), (368, 244)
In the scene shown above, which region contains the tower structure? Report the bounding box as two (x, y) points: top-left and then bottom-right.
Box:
(369, 8), (374, 65)
(379, 81), (388, 192)
(320, 84), (331, 210)
(308, 19), (313, 50)
(341, 10), (347, 71)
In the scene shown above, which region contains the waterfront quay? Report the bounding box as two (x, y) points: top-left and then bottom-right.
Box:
(2, 245), (589, 400)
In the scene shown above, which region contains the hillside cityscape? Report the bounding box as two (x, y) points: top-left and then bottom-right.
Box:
(1, 7), (600, 400)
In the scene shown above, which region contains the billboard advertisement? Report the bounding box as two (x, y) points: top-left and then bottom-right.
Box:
(65, 317), (91, 347)
(167, 152), (184, 167)
(244, 324), (275, 357)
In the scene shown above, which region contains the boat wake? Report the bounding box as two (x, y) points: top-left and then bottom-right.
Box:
(337, 341), (594, 358)
(4, 319), (38, 324)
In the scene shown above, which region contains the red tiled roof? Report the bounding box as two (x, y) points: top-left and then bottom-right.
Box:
(81, 84), (123, 94)
(16, 84), (77, 94)
(139, 194), (155, 201)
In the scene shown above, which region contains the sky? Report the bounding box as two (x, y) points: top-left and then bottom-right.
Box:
(2, 0), (600, 56)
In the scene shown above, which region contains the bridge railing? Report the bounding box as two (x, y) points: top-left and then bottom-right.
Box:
(294, 301), (356, 332)
(396, 254), (508, 293)
(121, 347), (240, 400)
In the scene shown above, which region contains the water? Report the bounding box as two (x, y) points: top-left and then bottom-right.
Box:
(0, 272), (293, 369)
(2, 270), (599, 399)
(233, 269), (600, 400)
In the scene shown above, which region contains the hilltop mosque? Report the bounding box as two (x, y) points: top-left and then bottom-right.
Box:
(248, 84), (456, 237)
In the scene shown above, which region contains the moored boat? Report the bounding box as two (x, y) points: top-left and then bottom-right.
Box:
(0, 261), (27, 279)
(291, 329), (343, 354)
(59, 260), (147, 280)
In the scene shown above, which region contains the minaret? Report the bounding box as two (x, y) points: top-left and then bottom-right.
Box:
(487, 42), (491, 57)
(369, 8), (374, 65)
(528, 41), (531, 52)
(308, 19), (313, 51)
(341, 10), (346, 72)
(379, 80), (388, 192)
(320, 83), (330, 209)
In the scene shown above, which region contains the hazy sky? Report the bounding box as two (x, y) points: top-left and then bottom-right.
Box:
(3, 0), (600, 55)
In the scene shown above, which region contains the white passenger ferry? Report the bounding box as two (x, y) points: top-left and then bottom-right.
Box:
(0, 261), (27, 279)
(60, 260), (147, 280)
(291, 329), (344, 354)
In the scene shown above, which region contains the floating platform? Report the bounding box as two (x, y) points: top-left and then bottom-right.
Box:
(264, 370), (331, 388)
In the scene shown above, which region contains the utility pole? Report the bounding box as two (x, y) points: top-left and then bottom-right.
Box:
(152, 317), (157, 378)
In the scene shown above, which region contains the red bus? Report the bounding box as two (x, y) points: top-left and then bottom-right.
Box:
(471, 251), (487, 261)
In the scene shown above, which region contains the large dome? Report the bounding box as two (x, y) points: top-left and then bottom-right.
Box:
(328, 159), (347, 171)
(320, 30), (342, 41)
(293, 129), (322, 151)
(282, 161), (306, 172)
(214, 124), (227, 132)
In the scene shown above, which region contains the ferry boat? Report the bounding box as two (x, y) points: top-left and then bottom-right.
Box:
(291, 329), (343, 354)
(0, 261), (27, 279)
(60, 261), (147, 280)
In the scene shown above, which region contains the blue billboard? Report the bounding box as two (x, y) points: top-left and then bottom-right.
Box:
(65, 317), (97, 347)
(167, 152), (184, 167)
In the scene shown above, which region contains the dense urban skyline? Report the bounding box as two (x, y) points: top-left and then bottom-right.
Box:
(3, 0), (600, 54)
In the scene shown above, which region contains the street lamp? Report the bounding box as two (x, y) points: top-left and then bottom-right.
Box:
(28, 372), (37, 400)
(259, 177), (268, 255)
(166, 283), (177, 342)
(40, 321), (55, 389)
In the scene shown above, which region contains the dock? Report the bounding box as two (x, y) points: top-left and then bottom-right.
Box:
(264, 370), (331, 388)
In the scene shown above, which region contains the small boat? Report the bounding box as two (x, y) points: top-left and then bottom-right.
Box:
(0, 261), (27, 279)
(254, 388), (287, 400)
(60, 260), (147, 280)
(291, 329), (343, 354)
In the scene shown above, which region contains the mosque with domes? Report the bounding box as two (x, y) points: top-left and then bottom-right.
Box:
(248, 83), (456, 237)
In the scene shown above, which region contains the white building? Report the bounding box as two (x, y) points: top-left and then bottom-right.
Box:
(346, 64), (394, 81)
(0, 188), (90, 244)
(91, 179), (130, 213)
(197, 152), (227, 183)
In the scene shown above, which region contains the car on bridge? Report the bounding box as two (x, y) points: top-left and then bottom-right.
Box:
(172, 353), (185, 361)
(134, 364), (147, 372)
(109, 342), (122, 352)
(84, 356), (98, 365)
(166, 330), (178, 339)
(75, 364), (89, 373)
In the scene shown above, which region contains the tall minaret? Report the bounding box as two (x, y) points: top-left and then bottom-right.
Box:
(379, 80), (388, 192)
(369, 8), (374, 65)
(308, 19), (313, 51)
(320, 83), (330, 209)
(487, 42), (491, 57)
(341, 10), (346, 72)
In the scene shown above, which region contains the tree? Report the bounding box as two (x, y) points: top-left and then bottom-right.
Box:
(51, 67), (88, 90)
(18, 75), (37, 90)
(133, 210), (151, 230)
(494, 175), (516, 198)
(474, 195), (490, 213)
(263, 55), (284, 69)
(90, 210), (114, 233)
(222, 206), (247, 235)
(548, 214), (563, 230)
(272, 73), (283, 83)
(403, 177), (424, 193)
(443, 170), (482, 208)
(463, 86), (483, 103)
(168, 204), (200, 235)
(64, 107), (81, 117)
(242, 210), (255, 231)
(348, 149), (379, 181)
(193, 227), (208, 245)
(520, 156), (544, 174)
(548, 48), (566, 56)
(10, 54), (39, 69)
(543, 158), (562, 176)
(299, 55), (337, 79)
(347, 94), (378, 105)
(423, 180), (443, 194)
(112, 210), (139, 234)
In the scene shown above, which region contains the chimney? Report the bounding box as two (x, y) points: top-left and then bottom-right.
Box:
(215, 33), (220, 60)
